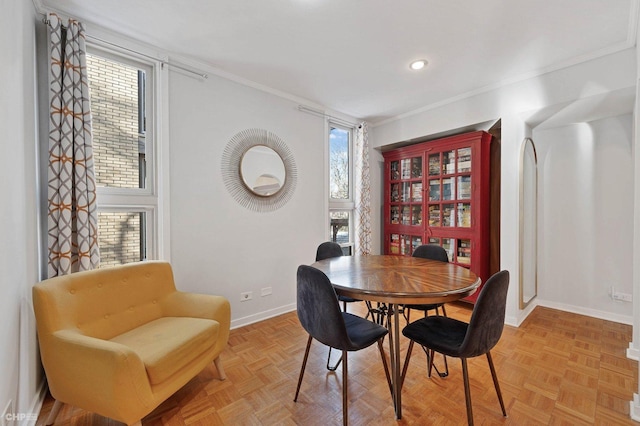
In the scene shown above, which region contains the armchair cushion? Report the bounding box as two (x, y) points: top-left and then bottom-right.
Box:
(110, 317), (219, 385)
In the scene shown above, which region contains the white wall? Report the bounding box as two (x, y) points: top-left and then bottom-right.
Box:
(371, 48), (636, 325)
(0, 0), (43, 419)
(534, 115), (633, 322)
(167, 71), (333, 327)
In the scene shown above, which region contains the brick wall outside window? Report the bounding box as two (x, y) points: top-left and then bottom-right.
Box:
(87, 54), (143, 266)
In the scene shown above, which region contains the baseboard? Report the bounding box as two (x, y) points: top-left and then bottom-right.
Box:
(631, 394), (640, 421)
(503, 298), (539, 328)
(535, 299), (633, 325)
(627, 343), (640, 361)
(25, 378), (47, 426)
(231, 303), (296, 329)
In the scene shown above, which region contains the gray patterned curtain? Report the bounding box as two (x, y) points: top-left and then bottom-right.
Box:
(354, 122), (371, 255)
(47, 13), (100, 277)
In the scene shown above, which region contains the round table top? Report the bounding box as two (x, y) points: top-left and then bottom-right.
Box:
(310, 254), (480, 304)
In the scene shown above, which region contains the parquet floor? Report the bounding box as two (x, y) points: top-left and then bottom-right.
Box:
(37, 304), (638, 425)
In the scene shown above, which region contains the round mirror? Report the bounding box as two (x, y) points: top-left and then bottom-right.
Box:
(221, 128), (297, 212)
(240, 146), (286, 196)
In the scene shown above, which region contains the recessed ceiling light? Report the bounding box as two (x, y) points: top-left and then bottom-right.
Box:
(409, 60), (428, 70)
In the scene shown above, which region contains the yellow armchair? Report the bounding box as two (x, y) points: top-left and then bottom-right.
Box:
(33, 261), (230, 426)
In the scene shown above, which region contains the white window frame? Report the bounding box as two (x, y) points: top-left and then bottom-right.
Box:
(87, 42), (169, 262)
(328, 122), (355, 253)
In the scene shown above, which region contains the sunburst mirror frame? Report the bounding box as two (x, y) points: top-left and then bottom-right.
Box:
(221, 128), (297, 212)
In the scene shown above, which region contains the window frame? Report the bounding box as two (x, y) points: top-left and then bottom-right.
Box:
(86, 42), (167, 263)
(328, 122), (355, 252)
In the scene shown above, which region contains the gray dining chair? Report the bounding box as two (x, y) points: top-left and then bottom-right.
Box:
(294, 265), (391, 426)
(403, 244), (450, 376)
(315, 241), (362, 371)
(316, 242), (358, 312)
(401, 270), (510, 426)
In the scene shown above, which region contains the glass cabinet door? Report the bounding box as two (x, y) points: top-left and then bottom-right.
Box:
(388, 154), (423, 235)
(428, 179), (440, 201)
(457, 203), (471, 227)
(458, 175), (471, 199)
(411, 182), (423, 202)
(390, 160), (400, 180)
(411, 157), (422, 178)
(457, 147), (472, 172)
(428, 154), (440, 176)
(424, 145), (474, 228)
(443, 150), (455, 174)
(457, 239), (471, 265)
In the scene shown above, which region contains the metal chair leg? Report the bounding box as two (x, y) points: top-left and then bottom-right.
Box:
(294, 335), (313, 401)
(342, 350), (348, 426)
(400, 339), (415, 390)
(461, 358), (474, 426)
(487, 351), (507, 417)
(377, 339), (393, 397)
(421, 345), (448, 378)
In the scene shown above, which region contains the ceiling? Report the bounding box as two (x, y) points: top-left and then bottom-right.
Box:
(41, 0), (637, 124)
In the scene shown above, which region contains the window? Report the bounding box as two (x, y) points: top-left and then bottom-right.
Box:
(87, 48), (159, 267)
(329, 124), (354, 255)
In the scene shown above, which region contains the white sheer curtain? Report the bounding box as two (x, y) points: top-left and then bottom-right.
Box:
(354, 122), (371, 255)
(47, 13), (100, 277)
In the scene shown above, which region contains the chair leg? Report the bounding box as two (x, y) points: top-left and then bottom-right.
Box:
(400, 339), (415, 390)
(364, 301), (373, 320)
(418, 345), (448, 378)
(213, 356), (226, 380)
(328, 300), (348, 371)
(326, 347), (343, 371)
(428, 349), (434, 377)
(294, 335), (313, 402)
(377, 339), (392, 397)
(45, 399), (63, 425)
(402, 305), (411, 323)
(487, 352), (507, 417)
(461, 358), (474, 426)
(342, 350), (348, 426)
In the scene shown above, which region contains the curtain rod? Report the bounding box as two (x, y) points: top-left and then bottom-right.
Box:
(41, 16), (208, 79)
(297, 105), (359, 127)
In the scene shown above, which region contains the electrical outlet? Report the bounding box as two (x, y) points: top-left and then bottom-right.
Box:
(261, 287), (272, 297)
(613, 292), (633, 302)
(611, 286), (633, 303)
(240, 291), (252, 302)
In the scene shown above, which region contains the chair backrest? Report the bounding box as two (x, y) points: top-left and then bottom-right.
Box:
(458, 270), (510, 358)
(296, 265), (351, 350)
(316, 241), (343, 261)
(412, 244), (449, 263)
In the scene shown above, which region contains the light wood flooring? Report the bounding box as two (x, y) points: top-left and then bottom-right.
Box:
(37, 304), (638, 425)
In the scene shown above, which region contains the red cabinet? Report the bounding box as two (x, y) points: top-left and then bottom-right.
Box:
(382, 131), (492, 302)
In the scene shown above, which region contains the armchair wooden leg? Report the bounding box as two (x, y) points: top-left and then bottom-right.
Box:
(45, 399), (63, 425)
(213, 356), (226, 381)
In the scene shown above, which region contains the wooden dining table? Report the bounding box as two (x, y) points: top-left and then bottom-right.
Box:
(310, 254), (480, 420)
